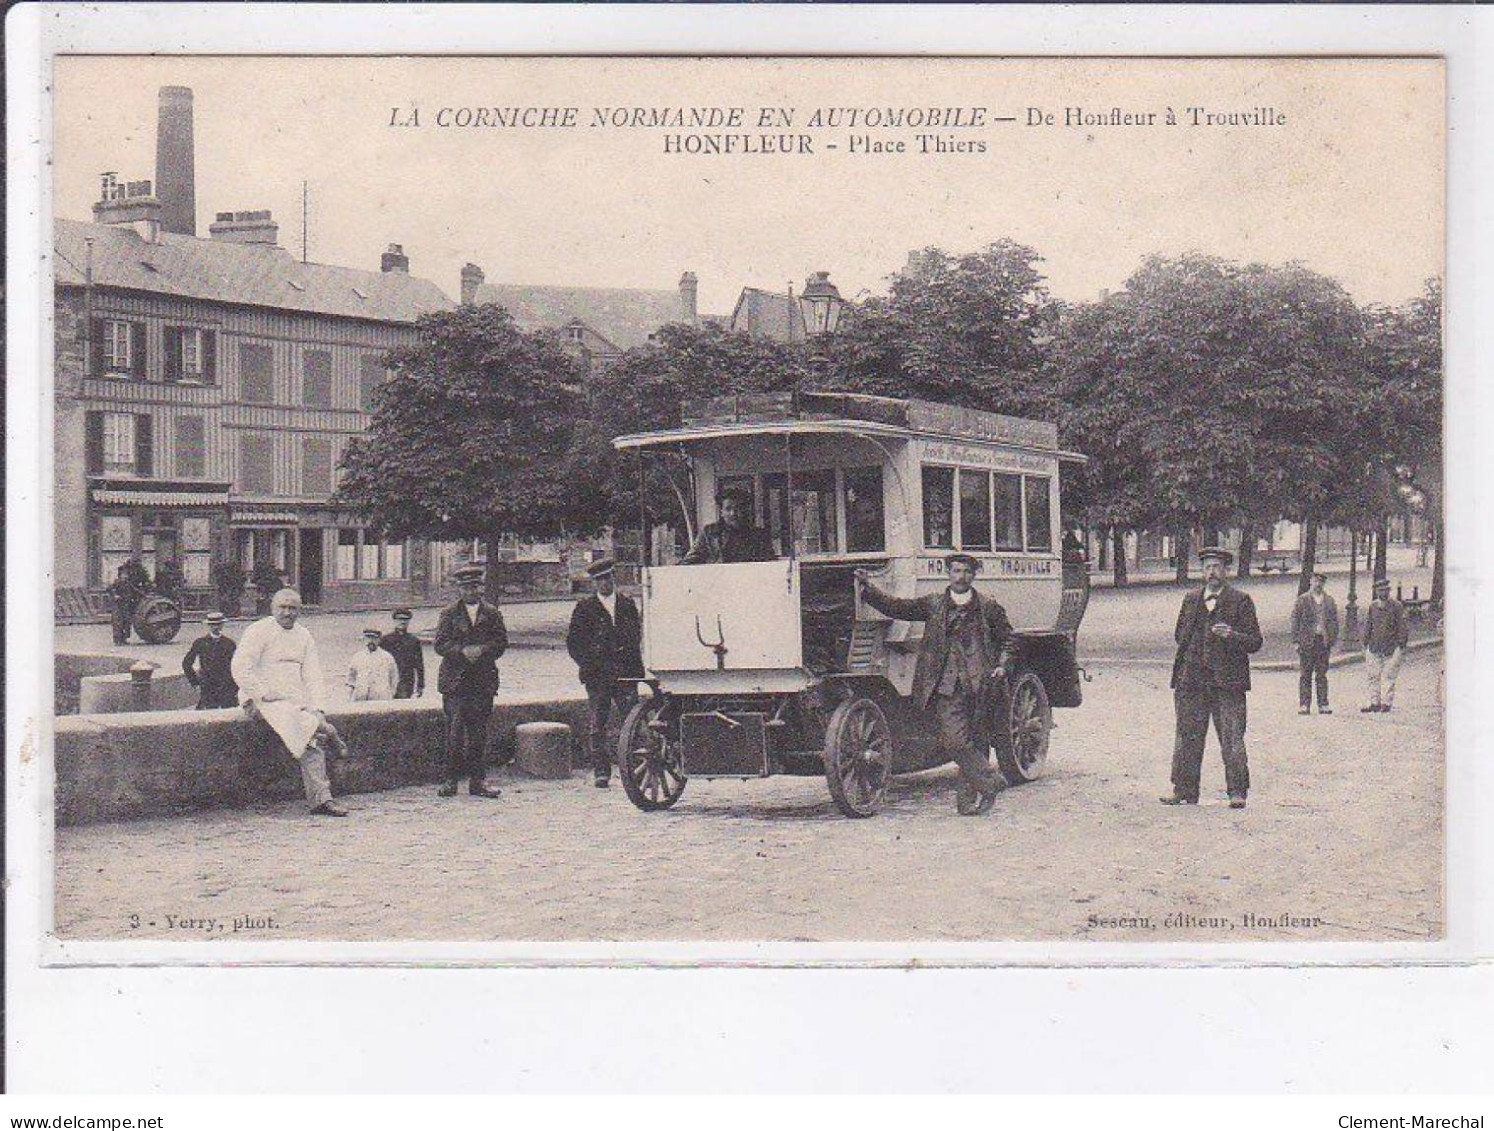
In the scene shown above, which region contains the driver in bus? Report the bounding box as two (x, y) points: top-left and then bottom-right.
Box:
(682, 485), (775, 565)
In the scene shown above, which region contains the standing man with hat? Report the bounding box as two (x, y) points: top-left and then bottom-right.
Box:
(1162, 546), (1263, 810)
(1361, 578), (1409, 713)
(347, 627), (400, 702)
(682, 485), (776, 564)
(855, 553), (1015, 816)
(1291, 572), (1339, 715)
(181, 611), (239, 709)
(566, 558), (645, 788)
(433, 562), (507, 798)
(380, 608), (426, 700)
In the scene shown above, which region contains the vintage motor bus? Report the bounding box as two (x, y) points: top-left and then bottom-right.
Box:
(611, 392), (1089, 817)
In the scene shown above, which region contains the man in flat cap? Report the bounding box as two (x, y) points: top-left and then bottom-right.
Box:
(566, 558), (645, 787)
(433, 562), (507, 798)
(1163, 546), (1263, 810)
(380, 608), (426, 700)
(682, 485), (776, 565)
(855, 552), (1015, 815)
(1290, 571), (1339, 715)
(347, 627), (399, 702)
(181, 610), (239, 709)
(1361, 577), (1409, 713)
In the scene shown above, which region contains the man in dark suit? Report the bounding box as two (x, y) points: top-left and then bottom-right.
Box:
(181, 610), (239, 709)
(1290, 572), (1339, 714)
(1163, 546), (1264, 810)
(566, 558), (646, 788)
(856, 553), (1016, 816)
(682, 486), (776, 564)
(433, 563), (507, 798)
(380, 607), (426, 699)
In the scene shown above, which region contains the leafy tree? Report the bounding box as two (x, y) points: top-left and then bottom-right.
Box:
(335, 305), (588, 551)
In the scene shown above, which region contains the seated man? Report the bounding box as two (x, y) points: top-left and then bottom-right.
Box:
(682, 485), (775, 564)
(231, 587), (350, 818)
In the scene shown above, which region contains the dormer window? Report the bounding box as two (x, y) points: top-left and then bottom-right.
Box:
(567, 325), (585, 343)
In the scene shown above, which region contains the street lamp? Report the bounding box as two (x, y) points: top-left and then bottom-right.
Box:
(798, 271), (845, 337)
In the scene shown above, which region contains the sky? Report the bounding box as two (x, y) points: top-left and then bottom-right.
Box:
(53, 56), (1443, 315)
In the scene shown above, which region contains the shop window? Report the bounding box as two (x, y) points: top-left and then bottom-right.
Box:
(1024, 475), (1053, 552)
(336, 528), (358, 580)
(174, 416), (205, 478)
(240, 343), (274, 404)
(921, 465), (954, 549)
(382, 540), (405, 579)
(303, 349), (332, 409)
(842, 466), (885, 553)
(360, 536), (380, 579)
(993, 473), (1023, 551)
(98, 514), (134, 585)
(181, 517), (213, 587)
(958, 469), (993, 552)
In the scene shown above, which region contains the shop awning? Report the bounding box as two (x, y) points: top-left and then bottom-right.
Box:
(231, 510), (300, 525)
(93, 488), (230, 507)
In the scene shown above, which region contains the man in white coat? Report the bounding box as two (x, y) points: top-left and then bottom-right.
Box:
(232, 588), (349, 817)
(347, 627), (399, 701)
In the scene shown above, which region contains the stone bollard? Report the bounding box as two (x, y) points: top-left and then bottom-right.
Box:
(129, 661), (155, 712)
(515, 721), (573, 780)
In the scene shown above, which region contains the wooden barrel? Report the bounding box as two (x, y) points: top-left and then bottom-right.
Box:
(132, 596), (183, 645)
(514, 721), (573, 780)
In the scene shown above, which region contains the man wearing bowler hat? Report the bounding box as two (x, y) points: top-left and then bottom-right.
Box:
(855, 552), (1015, 816)
(1162, 546), (1263, 810)
(433, 562), (507, 798)
(380, 608), (426, 700)
(566, 558), (646, 787)
(181, 610), (239, 709)
(682, 484), (776, 565)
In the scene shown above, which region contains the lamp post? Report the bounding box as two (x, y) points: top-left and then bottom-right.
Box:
(797, 271), (845, 337)
(1342, 530), (1360, 652)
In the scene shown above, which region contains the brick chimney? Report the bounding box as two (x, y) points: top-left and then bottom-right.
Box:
(678, 271), (699, 325)
(93, 172), (163, 244)
(155, 86), (196, 236)
(381, 243), (410, 274)
(208, 210), (279, 246)
(460, 262), (486, 305)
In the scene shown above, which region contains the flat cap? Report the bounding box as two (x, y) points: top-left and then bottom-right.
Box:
(204, 611), (226, 624)
(451, 562), (486, 583)
(392, 608), (413, 620)
(945, 551), (981, 572)
(585, 558), (616, 578)
(1197, 546), (1234, 566)
(363, 627), (383, 639)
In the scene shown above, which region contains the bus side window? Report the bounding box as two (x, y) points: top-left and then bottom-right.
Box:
(921, 465), (954, 549)
(843, 466), (885, 553)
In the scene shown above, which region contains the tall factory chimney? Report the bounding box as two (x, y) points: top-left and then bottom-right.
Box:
(155, 86), (196, 236)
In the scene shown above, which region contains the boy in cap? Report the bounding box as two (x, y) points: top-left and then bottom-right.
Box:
(855, 552), (1015, 815)
(1361, 578), (1409, 712)
(347, 626), (400, 702)
(566, 558), (645, 787)
(1162, 546), (1263, 810)
(380, 608), (426, 699)
(181, 610), (239, 709)
(433, 562), (507, 798)
(1290, 571), (1339, 714)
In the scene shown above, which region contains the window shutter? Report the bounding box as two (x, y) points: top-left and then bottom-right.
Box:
(89, 319), (105, 378)
(163, 327), (182, 383)
(135, 414), (154, 477)
(85, 411), (104, 474)
(131, 323), (148, 380)
(203, 331), (217, 385)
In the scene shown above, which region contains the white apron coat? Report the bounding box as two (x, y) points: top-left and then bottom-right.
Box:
(231, 616), (327, 759)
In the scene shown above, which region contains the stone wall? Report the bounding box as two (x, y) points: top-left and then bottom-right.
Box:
(55, 694), (588, 825)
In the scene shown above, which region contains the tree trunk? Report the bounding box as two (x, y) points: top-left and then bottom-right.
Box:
(1373, 515), (1389, 583)
(1112, 527), (1128, 588)
(1173, 520), (1191, 582)
(1430, 518), (1443, 612)
(1236, 519), (1256, 579)
(1298, 516), (1318, 595)
(1097, 526), (1110, 571)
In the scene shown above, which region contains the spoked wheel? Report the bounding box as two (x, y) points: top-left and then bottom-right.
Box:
(617, 697), (686, 812)
(824, 697), (894, 818)
(996, 670), (1051, 784)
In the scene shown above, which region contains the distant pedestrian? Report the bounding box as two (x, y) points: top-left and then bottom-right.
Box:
(379, 608), (426, 699)
(433, 563), (506, 798)
(181, 610), (239, 709)
(108, 560), (145, 644)
(566, 558), (645, 788)
(1162, 547), (1263, 810)
(347, 627), (399, 702)
(231, 588), (349, 818)
(1361, 578), (1409, 713)
(1291, 572), (1339, 714)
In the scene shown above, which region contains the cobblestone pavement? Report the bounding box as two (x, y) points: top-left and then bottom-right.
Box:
(53, 650), (1443, 943)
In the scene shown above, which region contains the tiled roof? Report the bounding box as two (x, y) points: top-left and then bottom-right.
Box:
(55, 218), (455, 324)
(730, 287), (806, 344)
(473, 281), (687, 351)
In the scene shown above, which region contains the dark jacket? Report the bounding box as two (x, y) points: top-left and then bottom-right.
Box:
(1171, 584), (1264, 692)
(566, 593), (645, 690)
(181, 632), (239, 708)
(379, 630), (426, 698)
(681, 521), (776, 565)
(1290, 591), (1340, 649)
(1363, 598), (1409, 656)
(434, 600), (508, 698)
(859, 582), (1014, 711)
